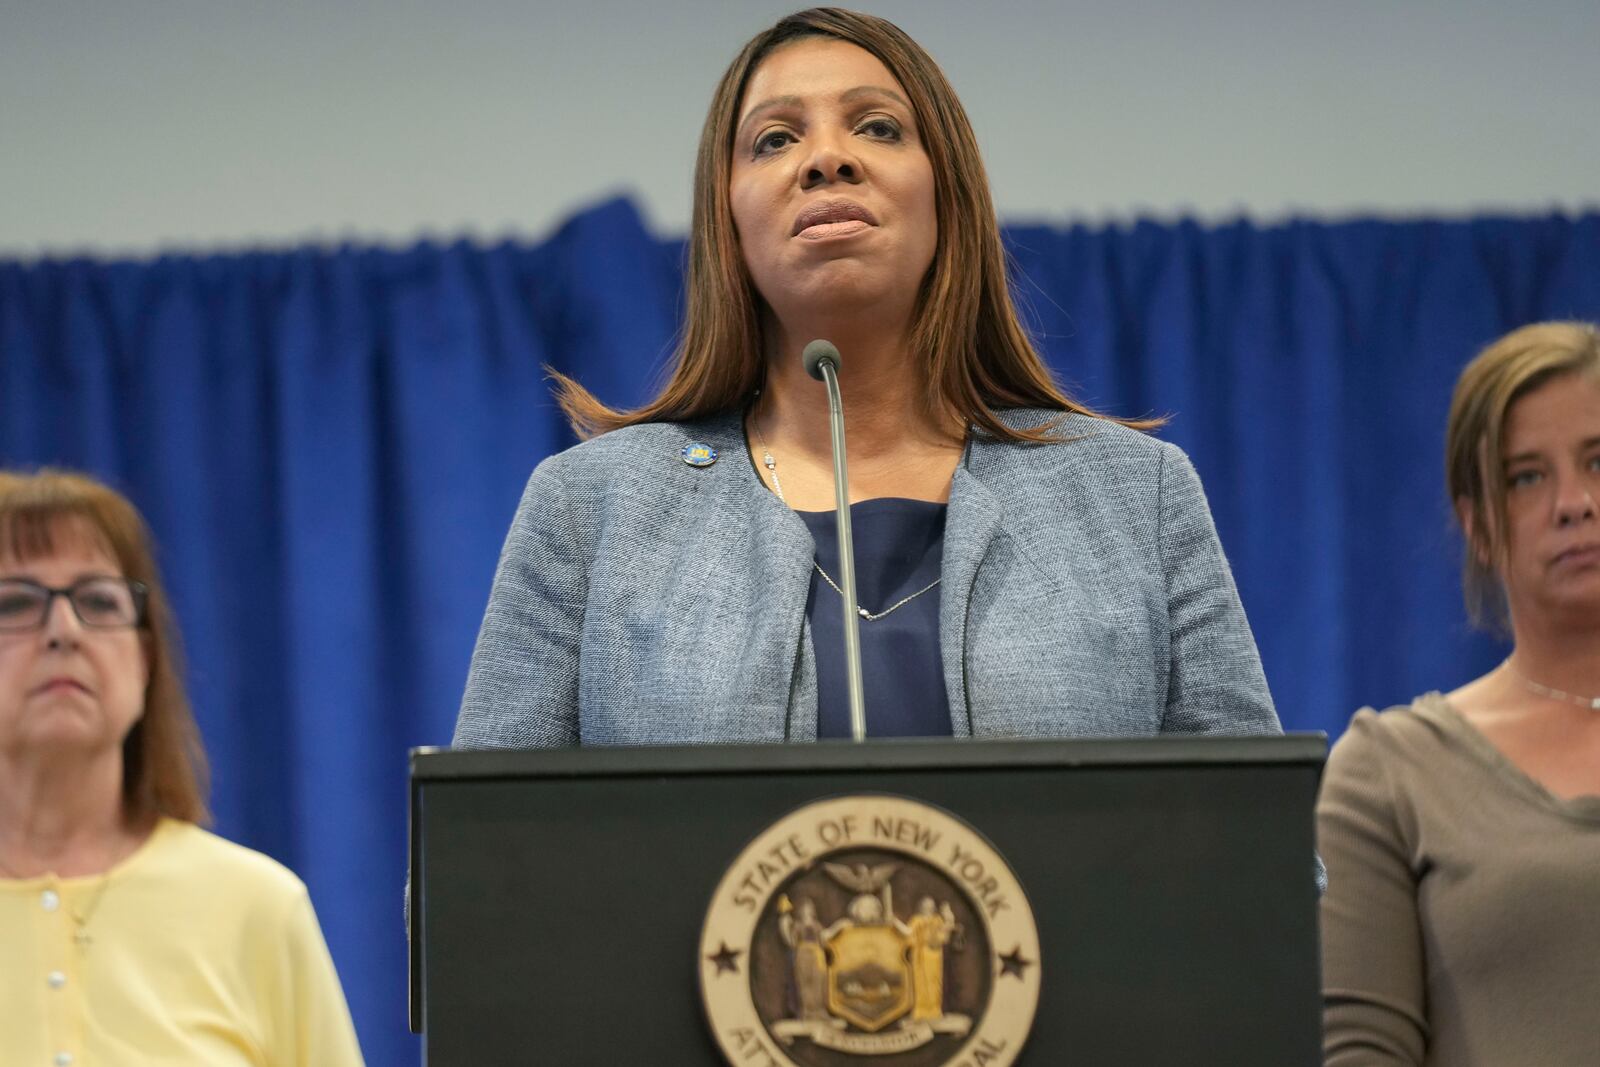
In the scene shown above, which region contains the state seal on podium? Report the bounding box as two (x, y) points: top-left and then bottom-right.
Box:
(700, 795), (1041, 1067)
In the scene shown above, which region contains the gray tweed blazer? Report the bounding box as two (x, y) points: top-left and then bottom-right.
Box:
(452, 408), (1280, 748)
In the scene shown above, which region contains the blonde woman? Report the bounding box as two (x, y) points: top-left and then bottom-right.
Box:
(1317, 322), (1600, 1065)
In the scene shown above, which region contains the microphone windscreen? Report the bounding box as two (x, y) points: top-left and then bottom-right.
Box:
(802, 339), (840, 381)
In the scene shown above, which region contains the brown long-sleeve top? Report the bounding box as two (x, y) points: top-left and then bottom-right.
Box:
(1316, 693), (1600, 1066)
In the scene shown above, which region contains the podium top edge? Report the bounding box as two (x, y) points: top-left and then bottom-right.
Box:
(410, 733), (1327, 782)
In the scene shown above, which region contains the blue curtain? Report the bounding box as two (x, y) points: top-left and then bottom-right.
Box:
(2, 199), (1596, 1064)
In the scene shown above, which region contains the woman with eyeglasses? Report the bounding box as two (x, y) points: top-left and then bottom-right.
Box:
(0, 470), (364, 1066)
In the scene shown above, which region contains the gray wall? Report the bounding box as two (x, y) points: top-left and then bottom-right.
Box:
(3, 0), (1596, 257)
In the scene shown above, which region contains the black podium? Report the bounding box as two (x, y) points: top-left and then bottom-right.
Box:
(409, 735), (1324, 1066)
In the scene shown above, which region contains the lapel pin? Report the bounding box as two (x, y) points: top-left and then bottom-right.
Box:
(681, 442), (718, 468)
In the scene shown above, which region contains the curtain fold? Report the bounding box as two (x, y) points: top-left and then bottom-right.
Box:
(2, 199), (1595, 1065)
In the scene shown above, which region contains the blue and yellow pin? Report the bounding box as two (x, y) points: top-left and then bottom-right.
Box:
(680, 442), (718, 468)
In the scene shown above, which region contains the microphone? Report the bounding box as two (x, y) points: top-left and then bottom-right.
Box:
(802, 339), (868, 742)
(802, 340), (836, 382)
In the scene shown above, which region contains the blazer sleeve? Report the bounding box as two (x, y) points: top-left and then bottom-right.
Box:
(1154, 442), (1279, 733)
(1317, 713), (1428, 1065)
(453, 464), (587, 748)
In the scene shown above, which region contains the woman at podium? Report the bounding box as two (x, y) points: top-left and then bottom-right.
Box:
(0, 470), (365, 1066)
(1317, 322), (1600, 1065)
(454, 8), (1281, 747)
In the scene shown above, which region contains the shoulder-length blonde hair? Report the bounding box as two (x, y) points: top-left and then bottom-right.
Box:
(1445, 320), (1600, 628)
(0, 469), (210, 825)
(555, 7), (1156, 442)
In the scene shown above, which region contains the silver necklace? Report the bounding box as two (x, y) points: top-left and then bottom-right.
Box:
(750, 407), (942, 622)
(1505, 659), (1600, 710)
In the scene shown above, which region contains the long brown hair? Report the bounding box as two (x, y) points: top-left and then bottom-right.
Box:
(555, 7), (1157, 441)
(0, 469), (210, 825)
(1444, 320), (1600, 629)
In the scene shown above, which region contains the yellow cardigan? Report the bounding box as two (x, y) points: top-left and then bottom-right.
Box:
(1, 818), (364, 1066)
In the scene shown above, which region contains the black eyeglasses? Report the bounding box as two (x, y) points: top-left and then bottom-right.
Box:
(0, 577), (149, 632)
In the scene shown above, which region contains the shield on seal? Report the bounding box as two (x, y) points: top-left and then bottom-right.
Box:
(826, 926), (913, 1032)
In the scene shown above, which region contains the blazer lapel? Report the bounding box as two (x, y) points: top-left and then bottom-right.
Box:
(745, 482), (819, 740)
(701, 414), (819, 740)
(940, 457), (1003, 738)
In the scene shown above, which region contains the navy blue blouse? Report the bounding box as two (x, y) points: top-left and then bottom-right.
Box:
(796, 499), (953, 738)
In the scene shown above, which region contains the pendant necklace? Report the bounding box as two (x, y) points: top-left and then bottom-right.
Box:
(750, 405), (942, 621)
(0, 850), (115, 949)
(68, 876), (114, 948)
